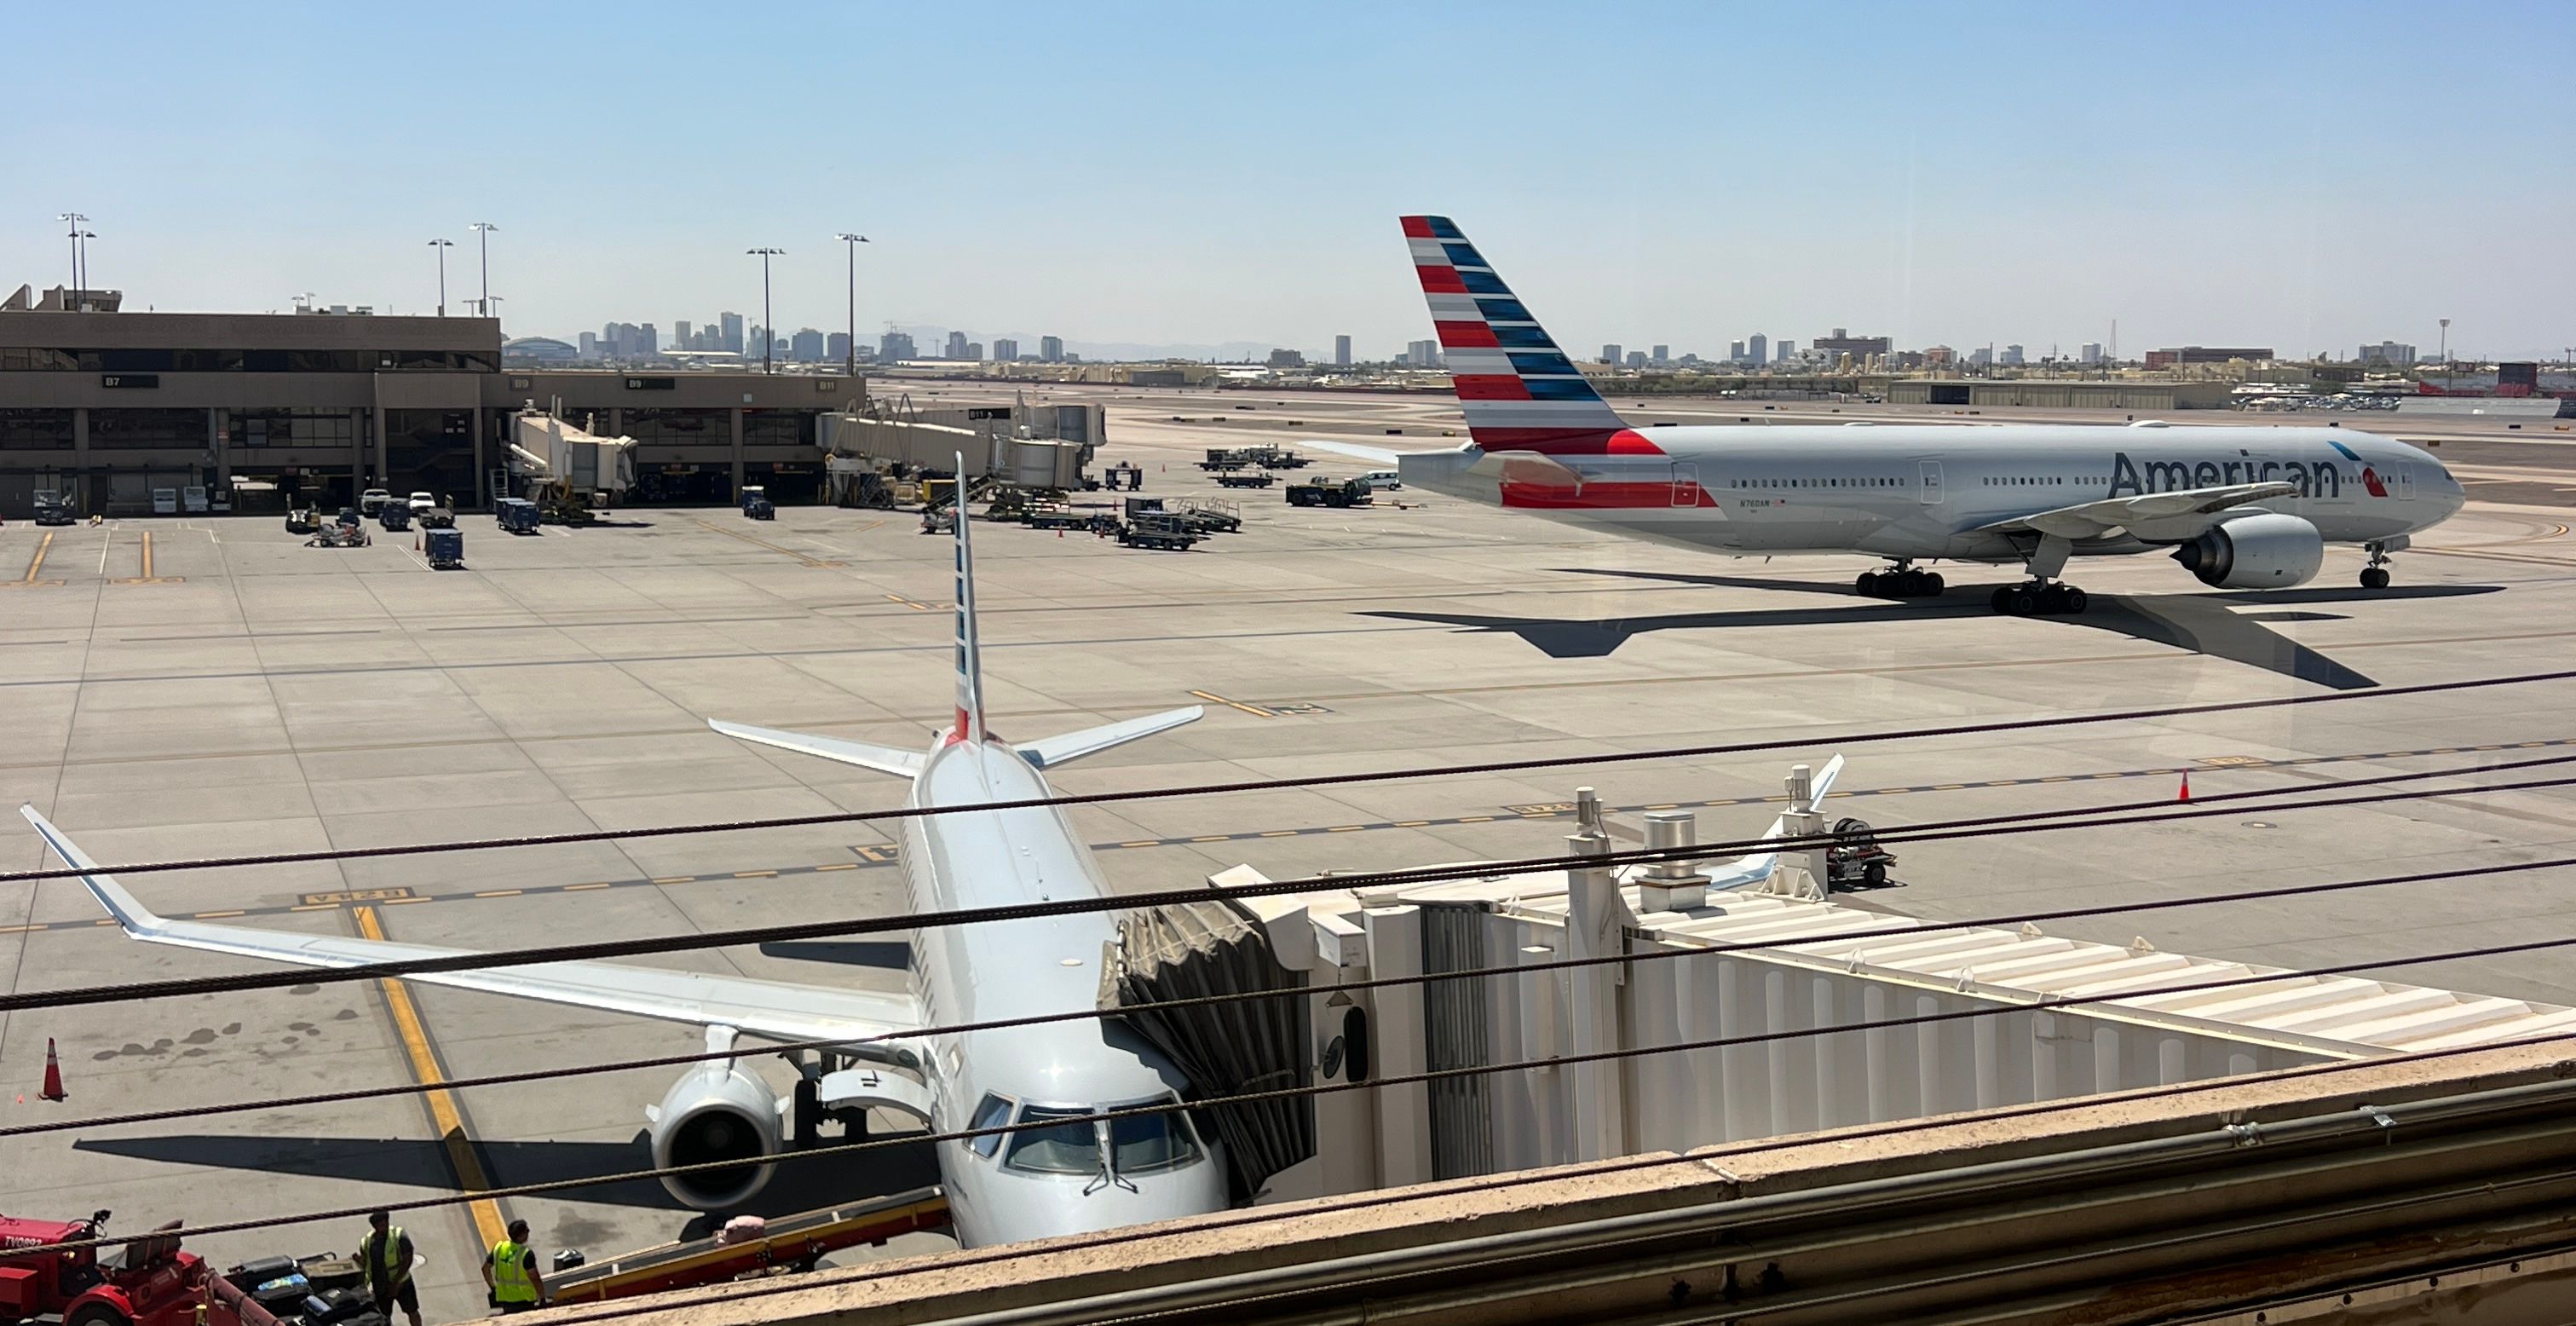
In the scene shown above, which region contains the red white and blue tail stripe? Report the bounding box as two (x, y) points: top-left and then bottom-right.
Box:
(950, 453), (984, 745)
(1403, 215), (1643, 456)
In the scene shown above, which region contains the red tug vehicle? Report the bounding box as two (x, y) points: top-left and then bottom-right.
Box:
(0, 1210), (281, 1326)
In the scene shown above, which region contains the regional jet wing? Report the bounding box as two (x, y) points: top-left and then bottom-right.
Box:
(1977, 481), (2300, 540)
(20, 806), (927, 1048)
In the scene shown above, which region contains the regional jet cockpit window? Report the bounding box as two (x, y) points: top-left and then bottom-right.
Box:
(1000, 1095), (1206, 1178)
(967, 1092), (1016, 1158)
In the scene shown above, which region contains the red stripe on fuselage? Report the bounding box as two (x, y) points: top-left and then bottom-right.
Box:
(1415, 264), (1467, 294)
(1501, 480), (1713, 509)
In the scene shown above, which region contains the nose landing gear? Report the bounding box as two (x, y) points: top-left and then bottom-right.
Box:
(2360, 541), (2396, 590)
(1859, 564), (1945, 598)
(1991, 580), (2089, 616)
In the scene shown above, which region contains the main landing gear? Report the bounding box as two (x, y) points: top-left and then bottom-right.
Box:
(1859, 564), (1944, 598)
(2360, 540), (2396, 590)
(1991, 580), (2089, 616)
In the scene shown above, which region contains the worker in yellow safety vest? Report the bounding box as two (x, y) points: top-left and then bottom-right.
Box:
(482, 1219), (545, 1313)
(363, 1211), (424, 1326)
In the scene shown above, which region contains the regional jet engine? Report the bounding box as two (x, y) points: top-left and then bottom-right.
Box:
(647, 1060), (784, 1209)
(2172, 513), (2324, 589)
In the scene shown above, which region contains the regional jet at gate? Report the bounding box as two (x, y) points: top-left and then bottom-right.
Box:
(1311, 216), (2465, 617)
(21, 474), (1225, 1248)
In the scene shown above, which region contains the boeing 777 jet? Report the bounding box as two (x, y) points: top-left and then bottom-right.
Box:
(22, 482), (1226, 1248)
(1317, 216), (2465, 616)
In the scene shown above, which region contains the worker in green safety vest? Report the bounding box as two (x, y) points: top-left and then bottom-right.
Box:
(363, 1210), (424, 1326)
(482, 1218), (545, 1314)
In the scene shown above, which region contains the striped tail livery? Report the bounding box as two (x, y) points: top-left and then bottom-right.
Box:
(1403, 214), (1649, 457)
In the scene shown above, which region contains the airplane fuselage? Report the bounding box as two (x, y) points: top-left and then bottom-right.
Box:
(1401, 424), (2464, 565)
(896, 738), (1229, 1247)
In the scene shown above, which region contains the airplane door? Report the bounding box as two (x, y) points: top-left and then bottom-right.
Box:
(1916, 460), (1945, 505)
(2397, 463), (2414, 499)
(1671, 463), (1699, 508)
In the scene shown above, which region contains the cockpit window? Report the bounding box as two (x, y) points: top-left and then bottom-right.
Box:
(1002, 1105), (1099, 1174)
(1109, 1096), (1202, 1173)
(967, 1093), (1015, 1158)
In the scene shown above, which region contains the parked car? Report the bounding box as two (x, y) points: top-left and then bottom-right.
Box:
(1357, 470), (1403, 492)
(407, 491), (436, 513)
(359, 487), (393, 516)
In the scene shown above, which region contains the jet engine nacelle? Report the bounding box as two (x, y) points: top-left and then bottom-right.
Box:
(2172, 512), (2324, 589)
(648, 1061), (783, 1210)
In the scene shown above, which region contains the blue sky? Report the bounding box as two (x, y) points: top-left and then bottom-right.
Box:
(11, 3), (2571, 360)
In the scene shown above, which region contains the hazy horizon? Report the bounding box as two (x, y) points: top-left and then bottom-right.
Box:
(14, 2), (2572, 361)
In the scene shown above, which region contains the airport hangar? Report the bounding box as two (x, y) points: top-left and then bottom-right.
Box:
(0, 288), (859, 518)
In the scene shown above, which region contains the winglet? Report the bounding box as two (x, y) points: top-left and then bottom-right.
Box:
(19, 805), (164, 936)
(950, 451), (985, 745)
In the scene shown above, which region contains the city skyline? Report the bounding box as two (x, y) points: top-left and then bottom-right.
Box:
(13, 3), (2572, 359)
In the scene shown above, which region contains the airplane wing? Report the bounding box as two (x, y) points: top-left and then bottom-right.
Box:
(709, 719), (925, 777)
(1977, 482), (2300, 540)
(20, 806), (927, 1048)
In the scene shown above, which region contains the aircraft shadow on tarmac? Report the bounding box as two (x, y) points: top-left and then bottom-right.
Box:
(76, 1128), (939, 1228)
(1367, 568), (2504, 691)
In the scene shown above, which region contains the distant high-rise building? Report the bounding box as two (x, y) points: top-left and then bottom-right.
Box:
(2358, 340), (2418, 366)
(578, 331), (597, 359)
(965, 342), (983, 362)
(1334, 334), (1351, 366)
(1775, 340), (1795, 363)
(1267, 348), (1305, 369)
(994, 338), (1018, 363)
(1601, 343), (1622, 366)
(1405, 338), (1441, 369)
(944, 331), (970, 360)
(1969, 345), (1994, 367)
(791, 327), (825, 361)
(879, 330), (916, 361)
(674, 320), (693, 349)
(2078, 343), (2104, 365)
(1746, 333), (1767, 366)
(827, 331), (851, 363)
(1727, 339), (1746, 363)
(1814, 329), (1892, 359)
(1039, 335), (1063, 362)
(2001, 344), (2025, 366)
(720, 312), (745, 355)
(1924, 345), (1956, 366)
(1651, 343), (1670, 366)
(1626, 351), (1647, 370)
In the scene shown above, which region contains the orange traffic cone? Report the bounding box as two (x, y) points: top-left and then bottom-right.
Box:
(38, 1038), (65, 1101)
(2177, 770), (2192, 802)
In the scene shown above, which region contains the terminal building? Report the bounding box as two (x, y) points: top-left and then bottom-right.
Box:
(0, 285), (862, 516)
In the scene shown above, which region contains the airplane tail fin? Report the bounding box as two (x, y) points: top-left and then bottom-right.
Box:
(950, 451), (985, 744)
(1401, 215), (1635, 456)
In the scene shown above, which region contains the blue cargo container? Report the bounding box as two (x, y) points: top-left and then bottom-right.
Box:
(424, 528), (464, 569)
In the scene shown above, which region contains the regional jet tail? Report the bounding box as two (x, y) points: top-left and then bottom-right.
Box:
(1316, 215), (2466, 618)
(22, 458), (1222, 1247)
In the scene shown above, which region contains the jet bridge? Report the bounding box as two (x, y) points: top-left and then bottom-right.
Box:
(1118, 765), (2576, 1208)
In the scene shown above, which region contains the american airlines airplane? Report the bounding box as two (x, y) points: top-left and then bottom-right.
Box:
(19, 490), (1229, 1248)
(1319, 216), (2466, 615)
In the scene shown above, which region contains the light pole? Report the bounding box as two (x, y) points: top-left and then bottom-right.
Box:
(427, 239), (454, 316)
(2438, 318), (2452, 393)
(57, 212), (86, 297)
(72, 231), (95, 304)
(470, 222), (498, 316)
(747, 247), (784, 373)
(835, 233), (869, 376)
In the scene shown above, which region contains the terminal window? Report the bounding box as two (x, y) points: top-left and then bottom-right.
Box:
(0, 408), (74, 448)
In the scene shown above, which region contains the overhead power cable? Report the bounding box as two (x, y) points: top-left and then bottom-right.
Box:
(15, 924), (2576, 1262)
(7, 756), (2570, 1016)
(4, 664), (2571, 887)
(10, 841), (2576, 1146)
